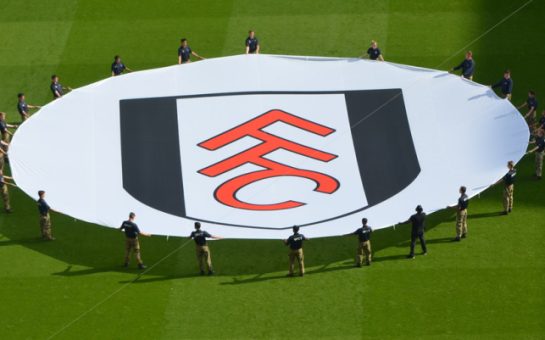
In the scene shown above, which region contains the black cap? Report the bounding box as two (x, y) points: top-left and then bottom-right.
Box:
(416, 205), (423, 212)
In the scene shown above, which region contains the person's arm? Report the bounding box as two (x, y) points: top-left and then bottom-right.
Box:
(139, 232), (152, 237)
(191, 51), (204, 60)
(6, 123), (18, 129)
(283, 239), (288, 245)
(1, 140), (9, 147)
(245, 45), (250, 54)
(491, 80), (502, 89)
(0, 148), (6, 155)
(178, 54), (182, 64)
(451, 61), (463, 72)
(125, 66), (133, 72)
(211, 235), (222, 240)
(111, 71), (116, 77)
(524, 107), (536, 119)
(527, 146), (538, 154)
(27, 104), (41, 109)
(518, 102), (527, 110)
(256, 43), (260, 54)
(377, 54), (384, 61)
(2, 176), (17, 188)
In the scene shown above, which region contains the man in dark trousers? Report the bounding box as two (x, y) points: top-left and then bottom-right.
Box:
(37, 190), (54, 240)
(502, 161), (516, 214)
(400, 205), (427, 259)
(245, 30), (260, 54)
(284, 225), (307, 277)
(346, 218), (372, 266)
(119, 212), (151, 269)
(189, 222), (222, 275)
(491, 70), (513, 101)
(111, 55), (133, 76)
(451, 51), (475, 80)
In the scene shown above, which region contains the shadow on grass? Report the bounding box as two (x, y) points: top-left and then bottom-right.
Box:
(3, 171), (537, 284)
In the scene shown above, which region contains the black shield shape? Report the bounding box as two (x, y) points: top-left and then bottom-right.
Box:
(119, 89), (420, 229)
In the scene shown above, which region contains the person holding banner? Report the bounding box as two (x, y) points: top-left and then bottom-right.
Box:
(0, 173), (15, 213)
(189, 222), (221, 275)
(346, 218), (372, 266)
(527, 128), (545, 179)
(284, 226), (307, 277)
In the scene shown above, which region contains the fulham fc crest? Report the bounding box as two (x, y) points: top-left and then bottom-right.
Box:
(120, 90), (420, 229)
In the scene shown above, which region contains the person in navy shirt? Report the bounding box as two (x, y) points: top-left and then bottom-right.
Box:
(527, 129), (545, 179)
(178, 38), (204, 64)
(0, 140), (8, 171)
(491, 70), (513, 101)
(448, 186), (469, 241)
(0, 112), (17, 143)
(501, 161), (516, 214)
(189, 222), (221, 275)
(538, 110), (545, 131)
(399, 205), (428, 259)
(284, 225), (307, 276)
(0, 173), (15, 213)
(119, 212), (151, 269)
(111, 55), (132, 76)
(451, 51), (475, 80)
(17, 93), (40, 121)
(518, 90), (538, 131)
(50, 75), (72, 99)
(346, 218), (373, 266)
(362, 40), (384, 61)
(37, 190), (54, 240)
(245, 30), (260, 54)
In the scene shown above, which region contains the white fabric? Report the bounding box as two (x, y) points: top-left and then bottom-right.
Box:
(10, 54), (529, 239)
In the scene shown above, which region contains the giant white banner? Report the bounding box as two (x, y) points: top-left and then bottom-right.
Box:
(9, 55), (529, 239)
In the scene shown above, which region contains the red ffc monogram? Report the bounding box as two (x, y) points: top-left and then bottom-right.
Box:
(197, 109), (340, 211)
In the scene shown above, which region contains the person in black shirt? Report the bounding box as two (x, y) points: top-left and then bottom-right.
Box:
(119, 212), (151, 269)
(502, 161), (516, 214)
(518, 91), (538, 130)
(451, 51), (475, 80)
(284, 225), (307, 277)
(111, 55), (133, 76)
(538, 110), (545, 131)
(189, 222), (222, 275)
(0, 173), (15, 213)
(17, 93), (41, 121)
(346, 218), (373, 266)
(491, 70), (513, 101)
(448, 186), (469, 241)
(0, 140), (7, 172)
(527, 128), (545, 179)
(400, 205), (428, 259)
(50, 75), (72, 99)
(37, 190), (55, 240)
(177, 38), (204, 64)
(0, 112), (17, 143)
(245, 30), (260, 54)
(362, 40), (384, 61)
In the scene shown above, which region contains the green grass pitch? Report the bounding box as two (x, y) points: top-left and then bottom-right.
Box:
(1, 0), (544, 338)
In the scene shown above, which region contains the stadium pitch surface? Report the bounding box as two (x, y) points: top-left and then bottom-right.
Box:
(0, 0), (544, 338)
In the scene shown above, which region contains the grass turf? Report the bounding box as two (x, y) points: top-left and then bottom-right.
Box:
(0, 0), (544, 338)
